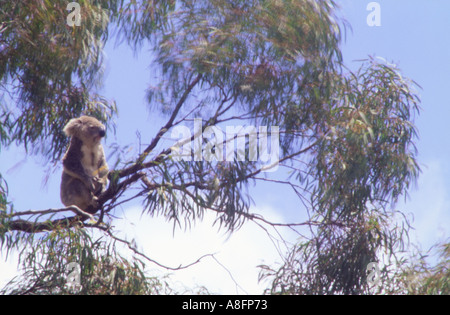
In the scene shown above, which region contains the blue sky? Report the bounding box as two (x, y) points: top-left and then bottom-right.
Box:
(1, 0), (450, 293)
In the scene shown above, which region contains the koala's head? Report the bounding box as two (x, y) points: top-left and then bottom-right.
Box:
(63, 116), (106, 144)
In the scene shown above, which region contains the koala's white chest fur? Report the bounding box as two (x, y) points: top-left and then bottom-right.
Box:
(81, 142), (104, 177)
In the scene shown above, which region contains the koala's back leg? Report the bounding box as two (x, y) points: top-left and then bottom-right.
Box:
(60, 172), (94, 211)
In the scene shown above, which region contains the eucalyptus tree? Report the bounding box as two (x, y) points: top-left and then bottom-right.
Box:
(1, 0), (421, 294)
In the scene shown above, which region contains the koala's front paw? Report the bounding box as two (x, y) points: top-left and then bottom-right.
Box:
(84, 195), (100, 215)
(90, 195), (100, 208)
(92, 177), (105, 195)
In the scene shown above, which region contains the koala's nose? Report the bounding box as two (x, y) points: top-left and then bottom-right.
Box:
(99, 129), (106, 138)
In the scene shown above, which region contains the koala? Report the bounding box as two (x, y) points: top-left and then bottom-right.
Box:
(60, 116), (109, 214)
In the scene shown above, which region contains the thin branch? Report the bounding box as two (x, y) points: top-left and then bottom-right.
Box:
(211, 255), (249, 295)
(103, 227), (216, 271)
(7, 206), (94, 220)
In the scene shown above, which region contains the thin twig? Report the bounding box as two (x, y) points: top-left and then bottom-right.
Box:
(103, 228), (216, 271)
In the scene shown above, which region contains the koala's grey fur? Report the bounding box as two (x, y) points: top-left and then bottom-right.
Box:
(60, 116), (109, 214)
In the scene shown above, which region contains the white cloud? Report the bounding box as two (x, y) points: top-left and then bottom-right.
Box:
(114, 205), (294, 294)
(0, 253), (19, 290)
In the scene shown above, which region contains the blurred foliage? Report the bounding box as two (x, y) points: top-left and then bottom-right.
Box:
(259, 57), (423, 295)
(313, 60), (420, 219)
(141, 0), (344, 149)
(112, 0), (347, 231)
(259, 210), (411, 294)
(400, 241), (449, 295)
(0, 0), (117, 161)
(0, 227), (173, 295)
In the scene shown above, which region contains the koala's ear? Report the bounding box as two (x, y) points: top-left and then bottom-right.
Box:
(63, 118), (81, 137)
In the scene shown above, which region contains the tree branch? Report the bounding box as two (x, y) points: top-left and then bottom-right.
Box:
(5, 215), (86, 234)
(8, 206), (94, 219)
(1, 171), (145, 234)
